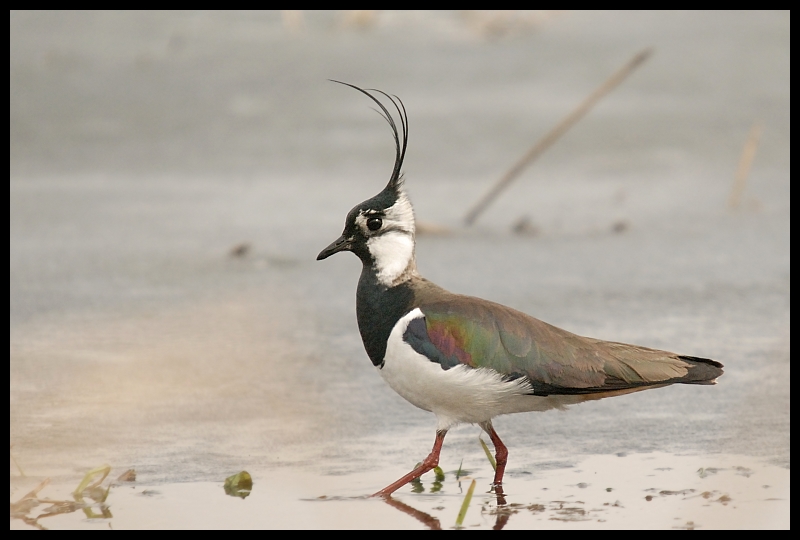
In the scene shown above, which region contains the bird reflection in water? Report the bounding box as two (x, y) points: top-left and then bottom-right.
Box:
(378, 480), (511, 530)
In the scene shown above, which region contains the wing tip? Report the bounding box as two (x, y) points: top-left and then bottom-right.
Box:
(679, 355), (724, 384)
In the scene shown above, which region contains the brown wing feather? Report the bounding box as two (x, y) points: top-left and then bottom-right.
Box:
(410, 277), (723, 396)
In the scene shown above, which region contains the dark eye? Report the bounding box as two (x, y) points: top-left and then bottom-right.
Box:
(366, 217), (383, 231)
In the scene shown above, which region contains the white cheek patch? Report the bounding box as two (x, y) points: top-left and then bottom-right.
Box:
(356, 191), (416, 286)
(385, 193), (415, 235)
(367, 232), (414, 286)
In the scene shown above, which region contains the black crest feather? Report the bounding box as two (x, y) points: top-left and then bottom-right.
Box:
(330, 80), (408, 191)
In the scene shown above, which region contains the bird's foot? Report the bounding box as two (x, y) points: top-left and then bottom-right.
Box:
(490, 483), (507, 506)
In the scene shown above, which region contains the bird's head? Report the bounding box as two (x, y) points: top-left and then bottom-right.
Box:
(317, 83), (417, 286)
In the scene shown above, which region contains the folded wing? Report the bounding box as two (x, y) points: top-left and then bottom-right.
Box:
(403, 296), (723, 396)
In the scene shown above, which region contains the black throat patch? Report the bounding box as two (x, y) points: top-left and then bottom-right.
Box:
(356, 266), (415, 367)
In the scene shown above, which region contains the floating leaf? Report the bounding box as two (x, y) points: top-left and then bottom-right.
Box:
(224, 471), (253, 499)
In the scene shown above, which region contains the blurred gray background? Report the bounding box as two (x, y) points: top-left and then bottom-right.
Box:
(10, 10), (789, 492)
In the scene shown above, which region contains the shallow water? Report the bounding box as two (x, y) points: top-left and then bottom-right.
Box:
(10, 10), (789, 529)
(9, 453), (790, 529)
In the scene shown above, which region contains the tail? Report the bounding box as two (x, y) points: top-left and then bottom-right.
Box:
(677, 355), (724, 385)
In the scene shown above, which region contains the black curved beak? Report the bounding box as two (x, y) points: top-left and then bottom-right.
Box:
(317, 235), (352, 260)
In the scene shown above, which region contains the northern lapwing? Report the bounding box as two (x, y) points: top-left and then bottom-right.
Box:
(317, 83), (724, 498)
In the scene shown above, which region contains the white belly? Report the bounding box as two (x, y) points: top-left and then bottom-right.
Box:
(378, 309), (577, 431)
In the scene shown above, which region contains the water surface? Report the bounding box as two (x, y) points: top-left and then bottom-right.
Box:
(10, 10), (789, 529)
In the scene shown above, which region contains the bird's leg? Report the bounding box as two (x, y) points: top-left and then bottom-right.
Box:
(373, 430), (447, 497)
(480, 422), (509, 491)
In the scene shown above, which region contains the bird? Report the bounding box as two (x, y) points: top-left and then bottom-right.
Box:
(317, 82), (724, 498)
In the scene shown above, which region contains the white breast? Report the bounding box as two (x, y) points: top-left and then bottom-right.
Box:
(379, 308), (575, 431)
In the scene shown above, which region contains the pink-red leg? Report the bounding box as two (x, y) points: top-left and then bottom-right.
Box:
(481, 422), (509, 488)
(374, 430), (447, 497)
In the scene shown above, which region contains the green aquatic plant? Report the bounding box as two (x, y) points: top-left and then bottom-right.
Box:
(455, 479), (477, 528)
(74, 464), (111, 495)
(73, 465), (113, 519)
(430, 466), (445, 493)
(479, 437), (497, 471)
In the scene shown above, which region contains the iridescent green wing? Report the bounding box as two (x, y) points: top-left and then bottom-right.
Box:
(404, 296), (721, 395)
